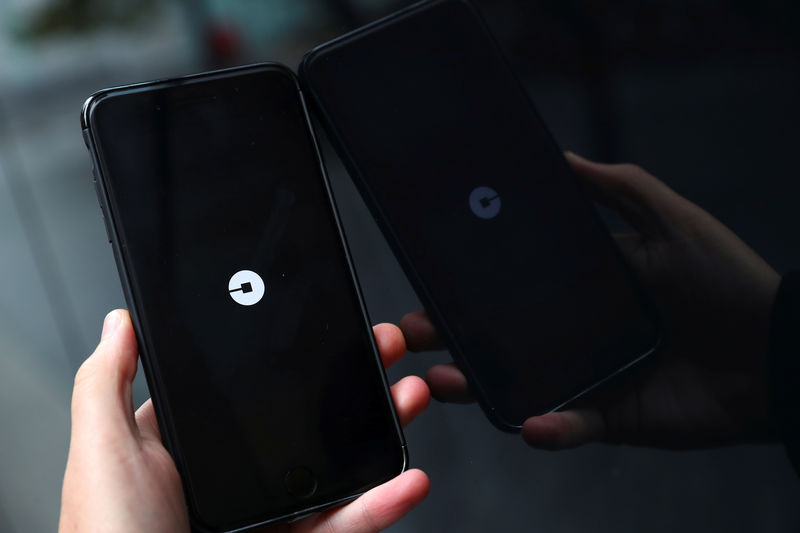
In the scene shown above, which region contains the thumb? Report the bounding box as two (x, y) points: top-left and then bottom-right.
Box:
(70, 310), (139, 442)
(565, 151), (696, 240)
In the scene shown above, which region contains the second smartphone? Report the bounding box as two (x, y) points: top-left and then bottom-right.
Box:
(82, 64), (406, 532)
(300, 0), (661, 430)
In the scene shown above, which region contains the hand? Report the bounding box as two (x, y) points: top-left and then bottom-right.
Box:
(401, 152), (781, 450)
(59, 310), (430, 533)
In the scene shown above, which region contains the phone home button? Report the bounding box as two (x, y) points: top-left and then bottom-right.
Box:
(284, 467), (318, 499)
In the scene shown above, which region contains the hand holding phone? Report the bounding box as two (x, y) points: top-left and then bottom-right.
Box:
(403, 154), (781, 450)
(60, 310), (430, 533)
(81, 64), (417, 530)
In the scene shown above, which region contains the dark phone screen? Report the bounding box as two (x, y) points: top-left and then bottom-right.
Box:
(88, 66), (404, 530)
(302, 0), (659, 426)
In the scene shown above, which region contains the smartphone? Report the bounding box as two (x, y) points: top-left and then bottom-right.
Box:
(299, 0), (661, 431)
(81, 63), (407, 532)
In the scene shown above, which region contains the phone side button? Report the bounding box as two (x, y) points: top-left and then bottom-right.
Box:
(284, 467), (318, 500)
(99, 205), (112, 243)
(91, 169), (103, 201)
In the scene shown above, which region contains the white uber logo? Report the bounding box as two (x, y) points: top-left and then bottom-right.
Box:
(228, 270), (265, 306)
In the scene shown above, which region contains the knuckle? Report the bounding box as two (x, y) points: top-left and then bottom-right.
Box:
(617, 162), (647, 178)
(608, 163), (656, 198)
(360, 499), (380, 533)
(72, 357), (96, 391)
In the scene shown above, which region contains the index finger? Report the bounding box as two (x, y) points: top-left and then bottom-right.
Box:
(399, 310), (445, 352)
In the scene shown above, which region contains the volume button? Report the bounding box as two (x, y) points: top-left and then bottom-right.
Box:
(91, 165), (99, 183)
(93, 178), (102, 202)
(92, 167), (111, 243)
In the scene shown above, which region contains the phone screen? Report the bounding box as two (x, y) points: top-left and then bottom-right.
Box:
(301, 0), (660, 427)
(86, 66), (404, 530)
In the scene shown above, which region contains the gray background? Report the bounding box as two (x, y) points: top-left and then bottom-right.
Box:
(0, 0), (798, 531)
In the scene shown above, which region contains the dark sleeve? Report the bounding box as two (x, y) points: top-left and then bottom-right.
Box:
(768, 271), (800, 474)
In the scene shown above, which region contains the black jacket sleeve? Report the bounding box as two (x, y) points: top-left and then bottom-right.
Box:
(768, 271), (800, 474)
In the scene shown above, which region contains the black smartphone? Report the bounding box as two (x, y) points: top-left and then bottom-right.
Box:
(81, 63), (407, 532)
(299, 0), (661, 430)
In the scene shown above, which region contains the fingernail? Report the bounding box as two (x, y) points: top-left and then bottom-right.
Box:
(101, 310), (121, 340)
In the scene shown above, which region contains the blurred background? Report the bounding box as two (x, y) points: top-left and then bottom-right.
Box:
(1, 0), (799, 531)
